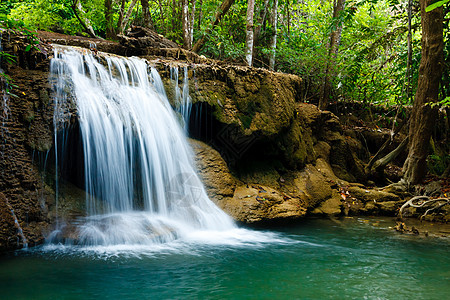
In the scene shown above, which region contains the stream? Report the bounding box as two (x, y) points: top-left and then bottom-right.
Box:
(1, 217), (449, 299)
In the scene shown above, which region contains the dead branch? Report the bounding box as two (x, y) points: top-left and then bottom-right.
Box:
(372, 136), (409, 172)
(365, 117), (407, 173)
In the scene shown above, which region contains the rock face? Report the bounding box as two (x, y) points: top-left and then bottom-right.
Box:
(191, 140), (307, 223)
(0, 30), (417, 251)
(0, 31), (54, 251)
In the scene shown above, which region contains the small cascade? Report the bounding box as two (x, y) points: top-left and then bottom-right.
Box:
(170, 66), (192, 132)
(48, 45), (234, 247)
(5, 198), (28, 248)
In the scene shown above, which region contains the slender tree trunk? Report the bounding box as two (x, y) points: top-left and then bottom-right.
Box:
(190, 0), (196, 48)
(117, 0), (126, 30)
(119, 0), (138, 34)
(141, 0), (154, 29)
(245, 0), (255, 66)
(192, 0), (235, 53)
(402, 0), (444, 185)
(318, 0), (345, 110)
(286, 0), (290, 37)
(71, 0), (98, 38)
(182, 0), (190, 48)
(269, 0), (278, 71)
(105, 0), (115, 38)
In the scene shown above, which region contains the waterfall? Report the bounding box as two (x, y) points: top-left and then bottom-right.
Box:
(170, 66), (192, 132)
(49, 46), (234, 246)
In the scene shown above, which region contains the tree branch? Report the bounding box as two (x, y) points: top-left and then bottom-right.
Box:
(71, 0), (100, 39)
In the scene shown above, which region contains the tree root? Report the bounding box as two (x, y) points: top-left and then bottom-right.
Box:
(398, 195), (449, 219)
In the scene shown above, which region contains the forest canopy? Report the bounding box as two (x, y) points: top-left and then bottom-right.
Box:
(0, 0), (448, 108)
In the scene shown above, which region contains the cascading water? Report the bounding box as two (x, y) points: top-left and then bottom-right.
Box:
(170, 66), (192, 132)
(48, 46), (235, 248)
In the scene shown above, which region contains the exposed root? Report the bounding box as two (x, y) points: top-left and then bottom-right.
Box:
(398, 196), (450, 219)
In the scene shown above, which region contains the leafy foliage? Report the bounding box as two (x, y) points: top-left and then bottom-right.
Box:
(0, 0), (448, 107)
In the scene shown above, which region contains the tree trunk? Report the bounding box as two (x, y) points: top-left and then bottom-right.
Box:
(141, 0), (154, 29)
(117, 0), (126, 30)
(402, 0), (444, 185)
(182, 0), (191, 48)
(120, 0), (139, 34)
(190, 0), (196, 48)
(318, 0), (345, 110)
(245, 0), (255, 66)
(269, 0), (278, 71)
(105, 0), (115, 38)
(192, 0), (235, 53)
(286, 0), (290, 36)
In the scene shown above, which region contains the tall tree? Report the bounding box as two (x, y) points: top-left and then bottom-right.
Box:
(119, 0), (138, 34)
(245, 0), (255, 66)
(182, 0), (191, 48)
(192, 0), (235, 53)
(182, 0), (196, 49)
(269, 0), (278, 70)
(402, 0), (444, 185)
(189, 0), (196, 47)
(141, 0), (154, 29)
(105, 0), (115, 38)
(318, 0), (345, 110)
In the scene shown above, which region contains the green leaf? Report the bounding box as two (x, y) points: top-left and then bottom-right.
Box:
(25, 44), (32, 52)
(425, 0), (449, 12)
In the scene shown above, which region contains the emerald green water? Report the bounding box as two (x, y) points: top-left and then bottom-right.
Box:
(1, 218), (449, 299)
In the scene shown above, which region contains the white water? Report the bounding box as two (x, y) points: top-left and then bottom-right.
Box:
(170, 66), (192, 132)
(48, 46), (241, 249)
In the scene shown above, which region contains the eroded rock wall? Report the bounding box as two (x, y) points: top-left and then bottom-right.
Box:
(0, 30), (406, 251)
(0, 31), (55, 251)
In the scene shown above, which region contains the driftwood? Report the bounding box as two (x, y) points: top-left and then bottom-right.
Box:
(398, 195), (449, 219)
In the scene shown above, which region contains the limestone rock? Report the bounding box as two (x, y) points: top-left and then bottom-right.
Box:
(0, 192), (17, 252)
(311, 192), (343, 216)
(347, 186), (401, 203)
(222, 185), (306, 223)
(190, 139), (236, 202)
(293, 165), (333, 208)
